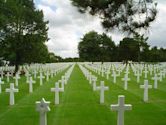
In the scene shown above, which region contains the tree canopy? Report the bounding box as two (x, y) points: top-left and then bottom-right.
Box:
(78, 31), (116, 62)
(78, 31), (166, 62)
(0, 0), (49, 71)
(71, 0), (157, 34)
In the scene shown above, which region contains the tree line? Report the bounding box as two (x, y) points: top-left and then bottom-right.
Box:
(0, 0), (159, 70)
(78, 31), (166, 62)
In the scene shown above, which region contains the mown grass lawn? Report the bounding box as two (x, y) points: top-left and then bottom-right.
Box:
(0, 64), (165, 125)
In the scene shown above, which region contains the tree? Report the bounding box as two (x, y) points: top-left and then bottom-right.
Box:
(118, 37), (140, 62)
(0, 0), (49, 72)
(134, 34), (150, 62)
(71, 0), (157, 35)
(78, 31), (116, 62)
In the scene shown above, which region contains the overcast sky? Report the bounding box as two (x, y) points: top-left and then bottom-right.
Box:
(34, 0), (166, 58)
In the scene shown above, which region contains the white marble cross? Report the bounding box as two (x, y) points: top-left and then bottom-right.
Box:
(92, 76), (97, 91)
(106, 70), (110, 80)
(159, 72), (163, 82)
(25, 71), (30, 83)
(152, 74), (159, 89)
(33, 70), (37, 79)
(63, 75), (67, 85)
(38, 72), (45, 86)
(135, 70), (141, 83)
(0, 78), (4, 93)
(140, 80), (152, 102)
(51, 82), (64, 104)
(28, 77), (36, 93)
(122, 74), (130, 90)
(5, 83), (19, 105)
(143, 68), (148, 78)
(0, 71), (4, 79)
(101, 68), (105, 77)
(36, 98), (50, 125)
(13, 73), (20, 86)
(45, 71), (50, 81)
(88, 73), (92, 84)
(96, 81), (109, 104)
(111, 95), (132, 125)
(6, 72), (11, 82)
(59, 79), (65, 92)
(112, 71), (117, 83)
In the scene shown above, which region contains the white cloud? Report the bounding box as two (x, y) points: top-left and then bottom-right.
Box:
(36, 0), (109, 58)
(35, 0), (166, 58)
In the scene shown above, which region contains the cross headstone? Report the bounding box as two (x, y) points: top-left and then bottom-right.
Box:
(38, 72), (45, 86)
(101, 68), (104, 77)
(122, 74), (130, 90)
(33, 70), (37, 79)
(92, 76), (97, 91)
(96, 81), (109, 104)
(143, 68), (148, 78)
(13, 73), (20, 86)
(28, 77), (36, 93)
(106, 70), (110, 80)
(0, 78), (4, 93)
(152, 74), (159, 89)
(59, 79), (65, 92)
(111, 95), (132, 125)
(36, 98), (50, 125)
(51, 82), (64, 104)
(5, 83), (19, 105)
(25, 71), (30, 83)
(136, 70), (141, 83)
(159, 72), (163, 82)
(45, 71), (50, 81)
(6, 72), (11, 82)
(140, 80), (152, 102)
(0, 71), (4, 79)
(112, 71), (117, 84)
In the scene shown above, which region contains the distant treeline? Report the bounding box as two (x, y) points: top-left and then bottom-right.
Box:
(76, 31), (166, 62)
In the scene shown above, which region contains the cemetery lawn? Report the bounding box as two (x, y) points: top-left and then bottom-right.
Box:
(0, 64), (166, 125)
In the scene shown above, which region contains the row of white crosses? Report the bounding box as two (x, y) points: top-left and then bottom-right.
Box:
(84, 63), (124, 84)
(36, 64), (75, 125)
(84, 62), (166, 103)
(3, 63), (72, 106)
(122, 73), (130, 90)
(50, 64), (74, 105)
(79, 64), (109, 104)
(79, 63), (132, 125)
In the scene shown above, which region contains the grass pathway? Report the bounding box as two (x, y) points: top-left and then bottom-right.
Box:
(49, 64), (116, 125)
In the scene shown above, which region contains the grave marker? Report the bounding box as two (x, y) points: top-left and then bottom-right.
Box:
(51, 82), (64, 104)
(36, 98), (50, 125)
(111, 95), (132, 125)
(6, 83), (19, 105)
(96, 81), (109, 104)
(0, 78), (4, 93)
(140, 80), (152, 102)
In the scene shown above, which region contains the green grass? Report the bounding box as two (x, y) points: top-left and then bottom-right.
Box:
(0, 64), (166, 125)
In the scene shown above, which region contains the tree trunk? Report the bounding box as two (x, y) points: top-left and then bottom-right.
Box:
(14, 52), (20, 74)
(15, 63), (19, 74)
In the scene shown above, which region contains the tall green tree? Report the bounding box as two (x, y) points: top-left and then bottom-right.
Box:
(78, 31), (116, 62)
(118, 37), (140, 62)
(0, 0), (49, 72)
(134, 34), (150, 62)
(71, 0), (157, 34)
